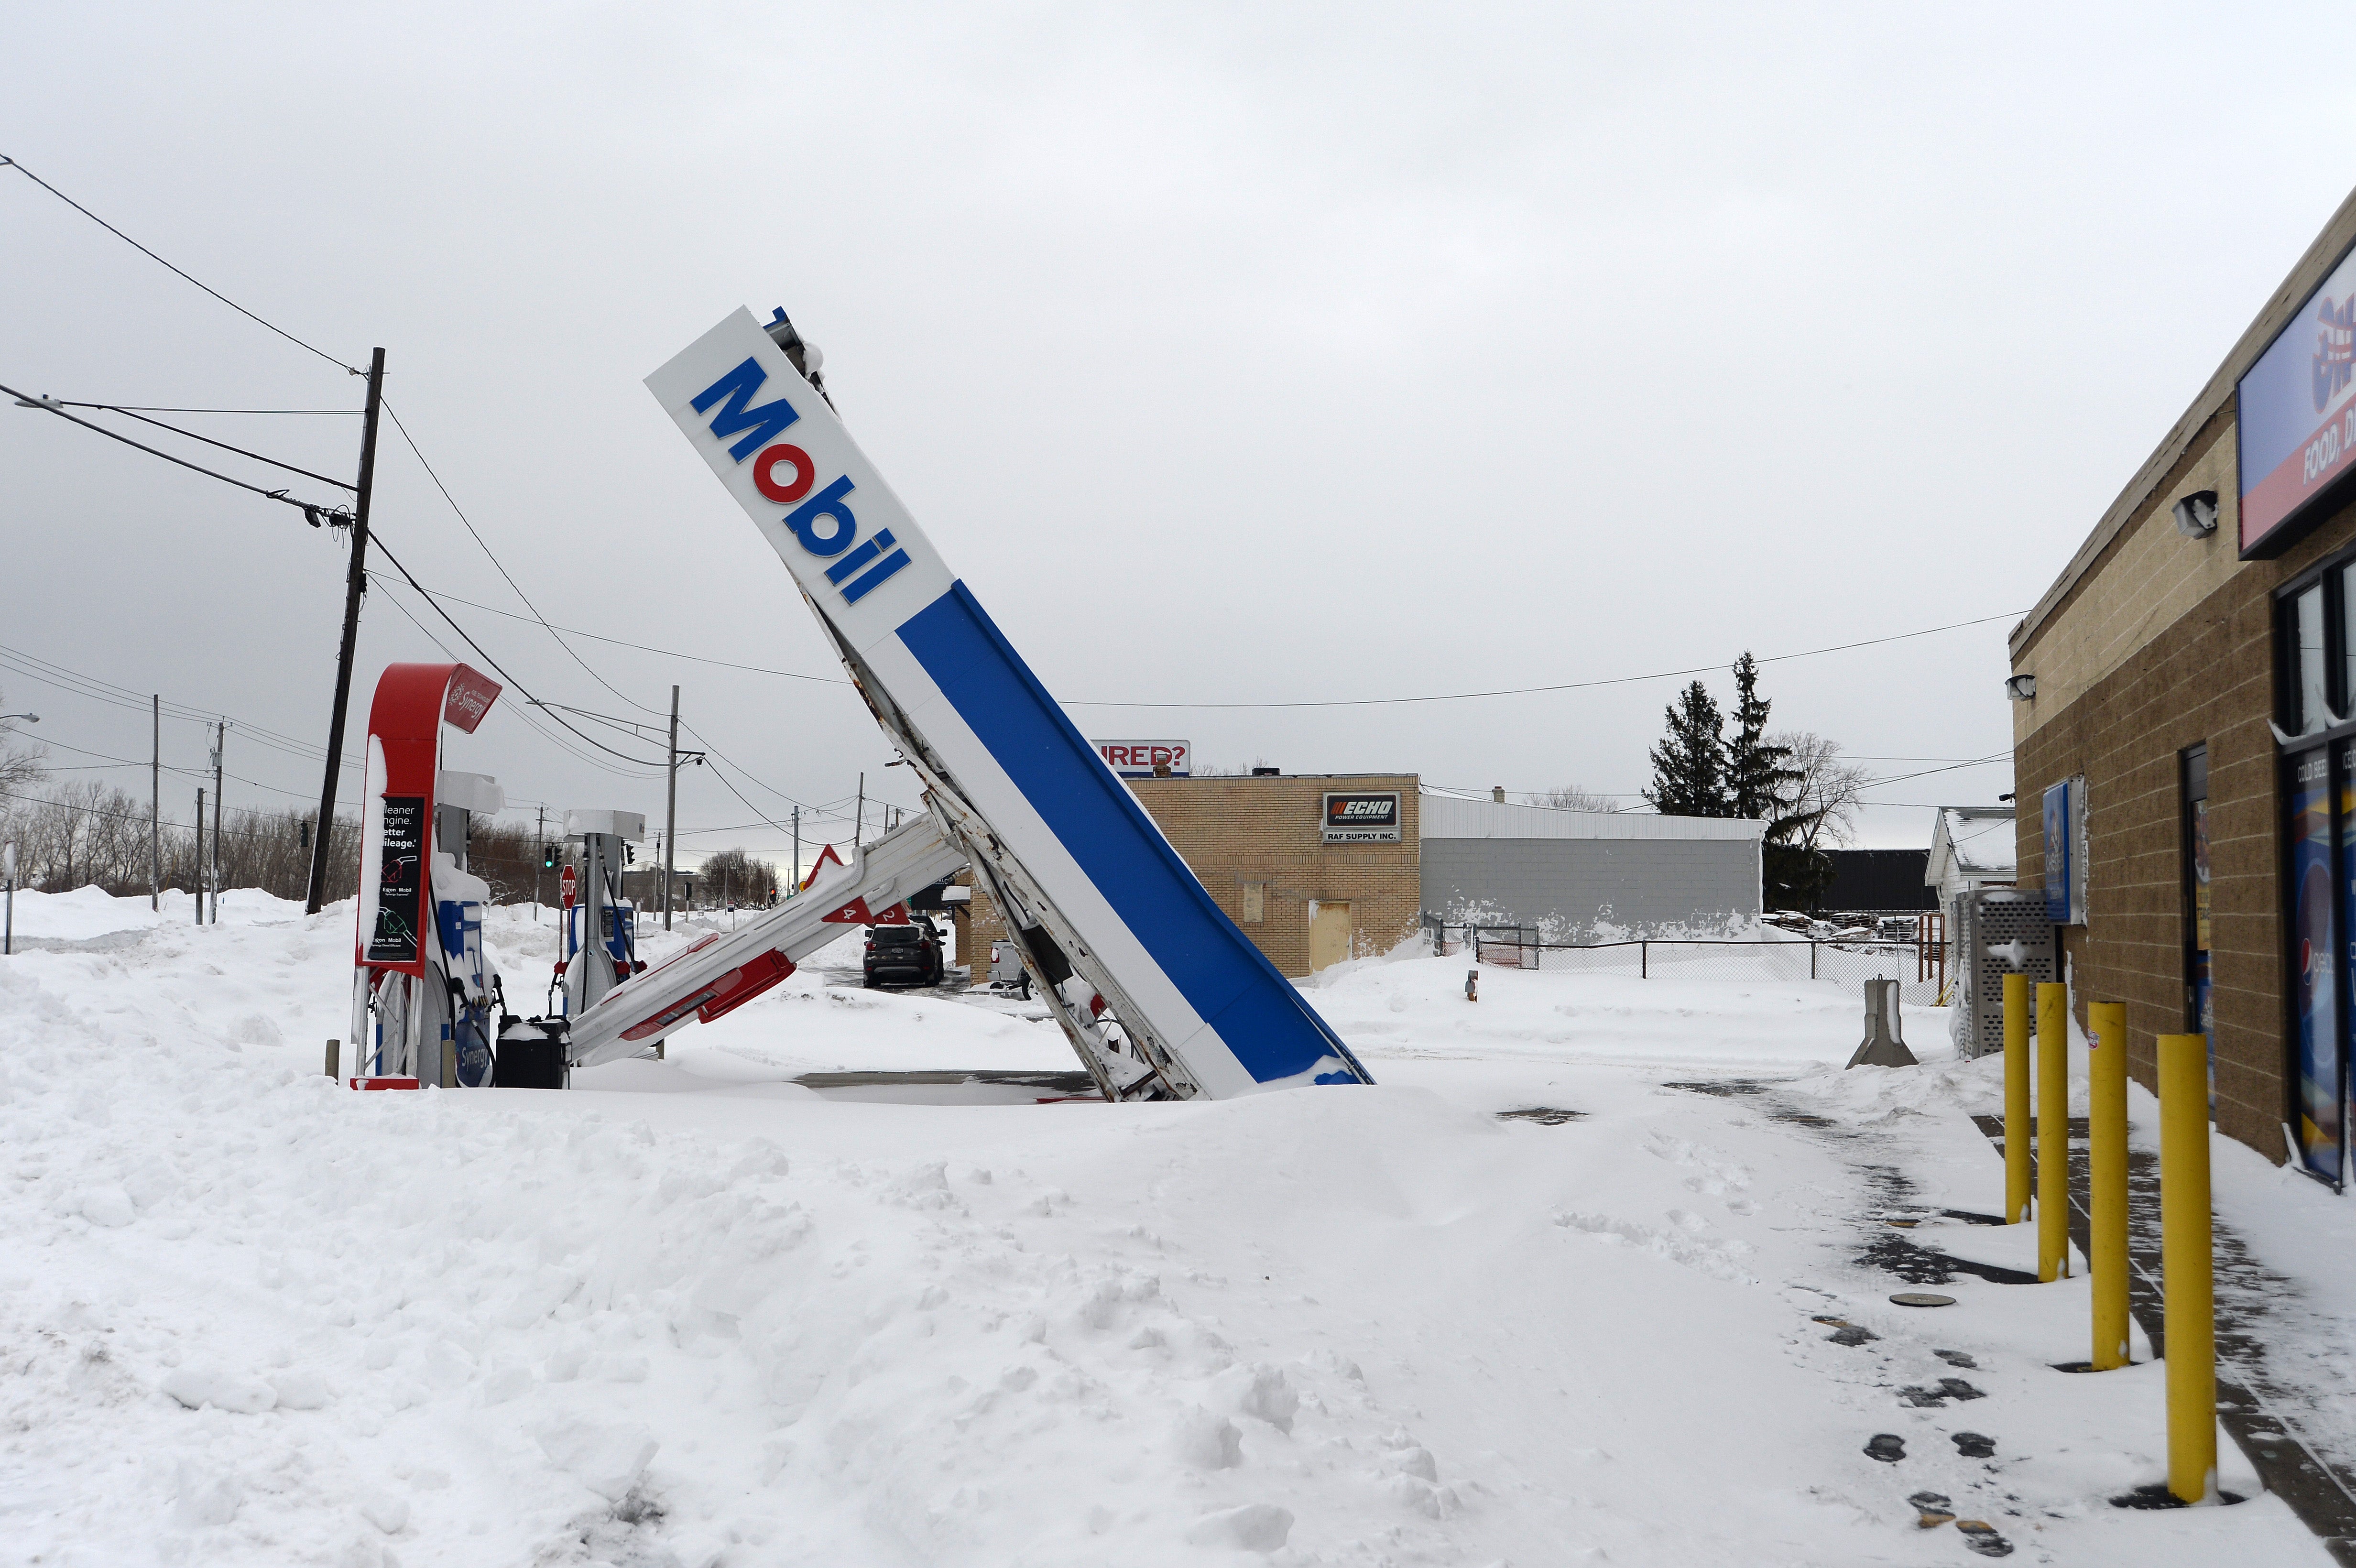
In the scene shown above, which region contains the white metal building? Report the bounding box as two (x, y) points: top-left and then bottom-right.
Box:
(1418, 790), (1765, 940)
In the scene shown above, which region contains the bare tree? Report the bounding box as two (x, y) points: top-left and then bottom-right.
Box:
(697, 847), (780, 906)
(1532, 784), (1627, 813)
(1771, 730), (1870, 851)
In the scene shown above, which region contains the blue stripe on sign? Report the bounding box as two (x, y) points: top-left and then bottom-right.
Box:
(824, 537), (882, 585)
(842, 549), (911, 603)
(897, 582), (1371, 1087)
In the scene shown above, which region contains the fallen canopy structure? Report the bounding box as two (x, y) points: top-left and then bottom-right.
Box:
(639, 308), (1372, 1100)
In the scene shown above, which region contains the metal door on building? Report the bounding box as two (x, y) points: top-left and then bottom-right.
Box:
(1309, 901), (1353, 972)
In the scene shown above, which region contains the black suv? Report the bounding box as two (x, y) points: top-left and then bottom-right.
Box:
(862, 920), (944, 988)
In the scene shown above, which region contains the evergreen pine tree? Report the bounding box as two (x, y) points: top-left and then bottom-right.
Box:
(1720, 653), (1835, 908)
(1643, 681), (1731, 817)
(1723, 653), (1794, 821)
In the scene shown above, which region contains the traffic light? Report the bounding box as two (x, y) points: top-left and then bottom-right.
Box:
(543, 843), (558, 870)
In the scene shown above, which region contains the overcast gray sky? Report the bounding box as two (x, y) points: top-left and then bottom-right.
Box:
(3, 3), (2349, 869)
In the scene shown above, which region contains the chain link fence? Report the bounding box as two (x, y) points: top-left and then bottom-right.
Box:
(1426, 920), (1945, 1007)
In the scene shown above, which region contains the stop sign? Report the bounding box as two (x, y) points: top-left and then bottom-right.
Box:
(560, 864), (577, 909)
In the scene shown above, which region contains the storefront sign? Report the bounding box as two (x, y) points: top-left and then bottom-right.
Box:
(2238, 241), (2356, 555)
(1323, 791), (1402, 843)
(1093, 739), (1191, 777)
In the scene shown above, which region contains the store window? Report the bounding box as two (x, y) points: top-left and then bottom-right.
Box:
(2294, 583), (2331, 733)
(2275, 558), (2356, 1186)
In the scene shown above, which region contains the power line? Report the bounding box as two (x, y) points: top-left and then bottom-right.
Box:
(366, 578), (664, 780)
(374, 565), (2025, 718)
(1854, 751), (2013, 789)
(2, 377), (348, 516)
(1063, 610), (2029, 710)
(17, 740), (314, 803)
(1, 154), (358, 375)
(361, 571), (849, 686)
(87, 403), (356, 490)
(380, 399), (666, 718)
(0, 641), (359, 768)
(373, 566), (2025, 714)
(368, 410), (854, 830)
(0, 782), (199, 832)
(52, 402), (358, 415)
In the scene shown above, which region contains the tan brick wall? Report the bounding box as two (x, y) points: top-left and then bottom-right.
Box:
(954, 774), (1422, 981)
(1132, 774), (1422, 977)
(948, 867), (1007, 971)
(2015, 466), (2356, 1164)
(2011, 416), (2244, 741)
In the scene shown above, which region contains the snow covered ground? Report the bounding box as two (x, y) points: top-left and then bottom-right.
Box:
(0, 889), (2340, 1566)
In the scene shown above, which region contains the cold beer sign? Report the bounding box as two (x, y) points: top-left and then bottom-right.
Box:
(1094, 739), (1191, 778)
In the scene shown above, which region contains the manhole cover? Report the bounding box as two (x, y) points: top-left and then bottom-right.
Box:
(1890, 1292), (1957, 1307)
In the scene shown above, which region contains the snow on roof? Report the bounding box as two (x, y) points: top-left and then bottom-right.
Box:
(1418, 790), (1767, 842)
(1929, 806), (2017, 880)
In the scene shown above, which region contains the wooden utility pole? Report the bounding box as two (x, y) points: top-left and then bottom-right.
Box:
(210, 721), (224, 923)
(194, 790), (204, 925)
(663, 684), (680, 931)
(306, 346), (386, 915)
(149, 694), (159, 911)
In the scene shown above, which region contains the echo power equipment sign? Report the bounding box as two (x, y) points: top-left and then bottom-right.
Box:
(1322, 792), (1401, 843)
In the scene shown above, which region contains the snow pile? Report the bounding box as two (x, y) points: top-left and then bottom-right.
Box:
(0, 905), (2337, 1565)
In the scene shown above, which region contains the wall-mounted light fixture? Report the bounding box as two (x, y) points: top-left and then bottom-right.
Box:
(2005, 674), (2037, 701)
(2173, 490), (2220, 538)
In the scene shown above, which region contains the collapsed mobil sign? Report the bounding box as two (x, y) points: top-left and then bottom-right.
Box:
(685, 359), (914, 603)
(2240, 242), (2356, 556)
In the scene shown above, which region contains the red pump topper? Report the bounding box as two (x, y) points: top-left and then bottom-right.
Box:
(355, 662), (502, 975)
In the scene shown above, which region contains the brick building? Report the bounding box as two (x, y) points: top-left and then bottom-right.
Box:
(953, 773), (1422, 979)
(2009, 183), (2356, 1177)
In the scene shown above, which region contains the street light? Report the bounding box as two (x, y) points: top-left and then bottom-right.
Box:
(0, 713), (37, 724)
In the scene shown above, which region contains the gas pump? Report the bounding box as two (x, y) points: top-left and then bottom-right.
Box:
(351, 663), (509, 1089)
(554, 809), (645, 1021)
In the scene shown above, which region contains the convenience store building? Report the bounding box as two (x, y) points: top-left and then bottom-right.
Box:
(2009, 183), (2356, 1179)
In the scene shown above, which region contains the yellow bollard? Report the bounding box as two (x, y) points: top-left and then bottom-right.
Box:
(2159, 1032), (2216, 1504)
(2087, 1001), (2129, 1369)
(2004, 974), (2032, 1224)
(2037, 981), (2071, 1281)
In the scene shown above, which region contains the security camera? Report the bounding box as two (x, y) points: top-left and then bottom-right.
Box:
(2005, 674), (2037, 701)
(2173, 490), (2219, 538)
